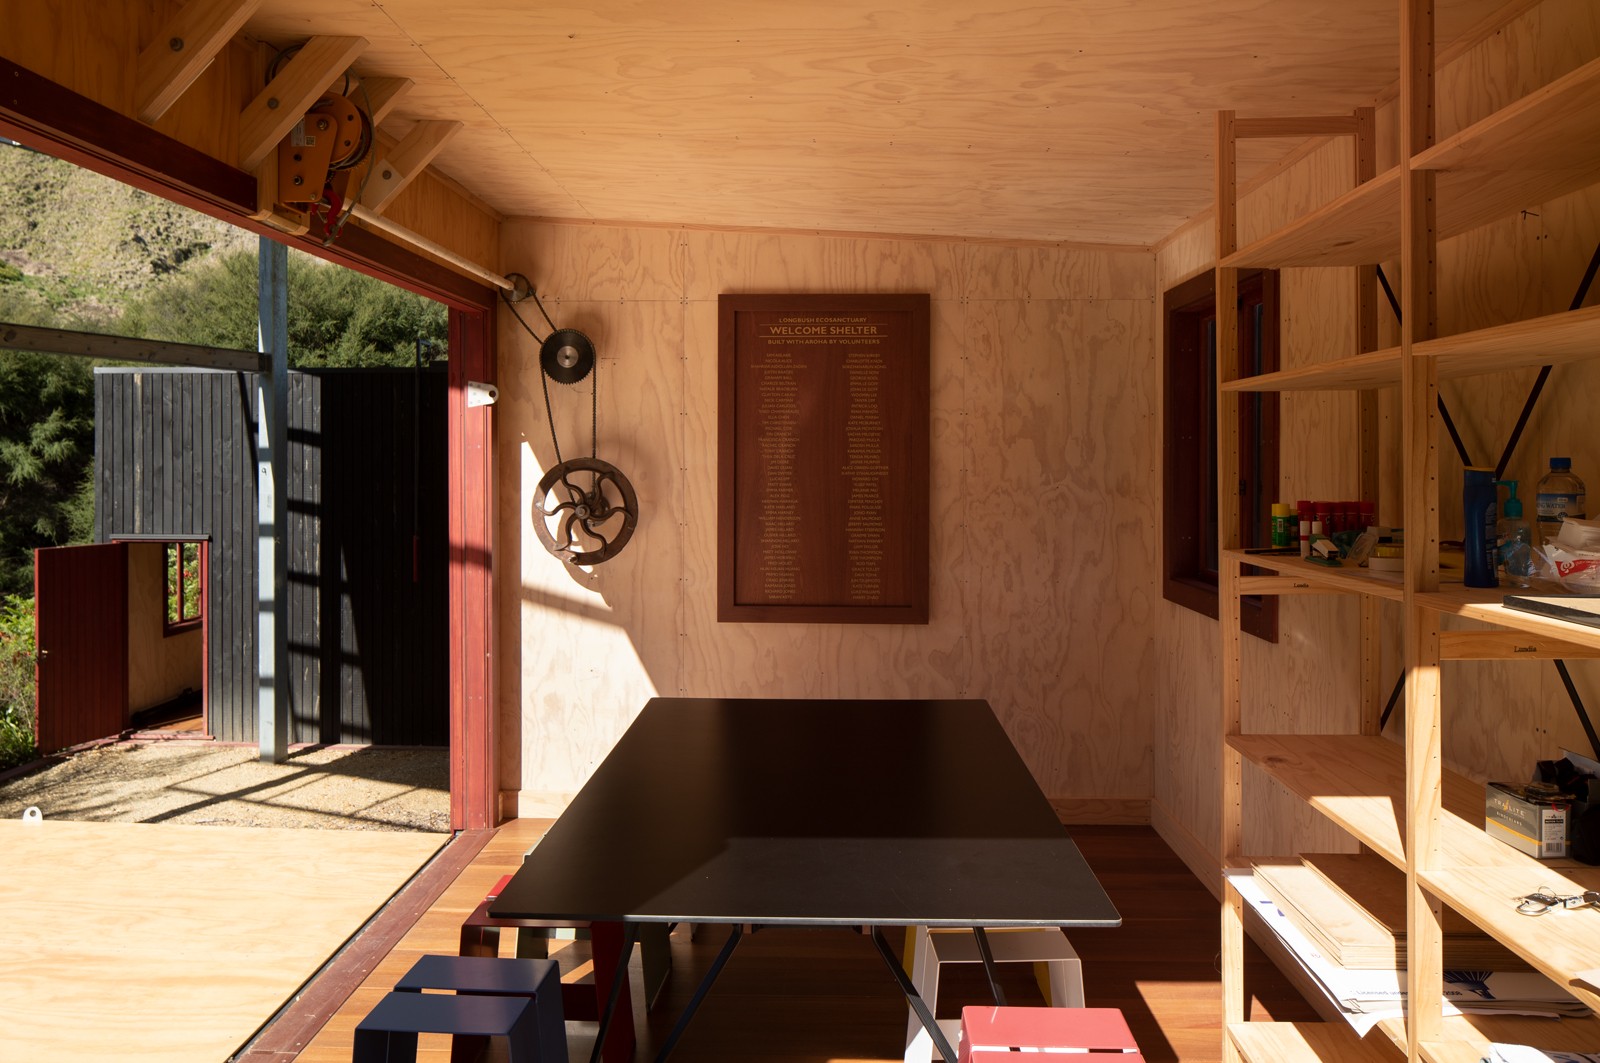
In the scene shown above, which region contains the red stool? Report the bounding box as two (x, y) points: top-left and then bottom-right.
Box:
(459, 875), (634, 1063)
(958, 1006), (1145, 1062)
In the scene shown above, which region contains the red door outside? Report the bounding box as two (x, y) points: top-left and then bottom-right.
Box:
(33, 542), (129, 753)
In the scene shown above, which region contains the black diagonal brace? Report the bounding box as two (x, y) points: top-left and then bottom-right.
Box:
(1494, 241), (1600, 479)
(1374, 264), (1473, 468)
(1554, 660), (1600, 762)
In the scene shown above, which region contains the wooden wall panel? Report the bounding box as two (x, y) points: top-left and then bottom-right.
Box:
(498, 220), (1156, 815)
(1238, 139), (1355, 251)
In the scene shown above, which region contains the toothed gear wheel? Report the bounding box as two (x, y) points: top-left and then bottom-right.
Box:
(533, 457), (638, 565)
(540, 328), (595, 384)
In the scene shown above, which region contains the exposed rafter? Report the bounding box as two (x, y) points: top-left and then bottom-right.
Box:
(358, 77), (414, 127)
(137, 0), (265, 123)
(360, 120), (463, 213)
(238, 35), (367, 172)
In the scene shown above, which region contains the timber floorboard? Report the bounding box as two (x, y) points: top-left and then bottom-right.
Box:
(287, 823), (1316, 1062)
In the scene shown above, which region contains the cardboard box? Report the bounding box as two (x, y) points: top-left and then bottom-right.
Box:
(1486, 782), (1570, 859)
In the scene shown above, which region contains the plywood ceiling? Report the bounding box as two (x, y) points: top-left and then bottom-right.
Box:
(244, 0), (1512, 246)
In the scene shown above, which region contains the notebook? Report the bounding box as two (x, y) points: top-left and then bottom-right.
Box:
(1503, 594), (1600, 629)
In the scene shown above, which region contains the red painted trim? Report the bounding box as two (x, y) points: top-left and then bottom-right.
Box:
(448, 307), (497, 829)
(0, 58), (256, 219)
(9, 60), (498, 824)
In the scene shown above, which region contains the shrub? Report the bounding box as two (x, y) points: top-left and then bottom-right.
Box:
(0, 594), (37, 770)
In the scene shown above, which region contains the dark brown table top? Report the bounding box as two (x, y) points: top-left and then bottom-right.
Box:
(491, 697), (1120, 929)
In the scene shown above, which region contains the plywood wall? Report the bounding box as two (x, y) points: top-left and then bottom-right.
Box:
(1151, 0), (1600, 886)
(496, 223), (1157, 816)
(125, 541), (202, 714)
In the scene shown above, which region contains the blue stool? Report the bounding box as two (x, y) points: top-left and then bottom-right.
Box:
(355, 955), (565, 1062)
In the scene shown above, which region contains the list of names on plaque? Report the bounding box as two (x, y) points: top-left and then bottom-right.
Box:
(842, 346), (885, 601)
(755, 347), (802, 601)
(719, 294), (929, 624)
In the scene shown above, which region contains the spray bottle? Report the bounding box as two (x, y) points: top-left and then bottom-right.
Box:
(1496, 480), (1533, 588)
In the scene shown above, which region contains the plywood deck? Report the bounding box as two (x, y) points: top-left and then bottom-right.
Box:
(0, 819), (445, 1062)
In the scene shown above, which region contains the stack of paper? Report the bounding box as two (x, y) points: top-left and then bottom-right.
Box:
(1229, 872), (1588, 1037)
(1253, 854), (1529, 970)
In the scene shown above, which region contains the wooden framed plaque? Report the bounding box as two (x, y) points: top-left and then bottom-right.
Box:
(718, 293), (929, 624)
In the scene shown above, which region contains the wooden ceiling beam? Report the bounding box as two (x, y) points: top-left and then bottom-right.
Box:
(358, 77), (414, 127)
(137, 0), (265, 123)
(238, 35), (368, 171)
(360, 120), (464, 213)
(1233, 116), (1360, 139)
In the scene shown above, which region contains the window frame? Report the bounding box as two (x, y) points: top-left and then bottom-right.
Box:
(1162, 268), (1280, 642)
(163, 540), (204, 637)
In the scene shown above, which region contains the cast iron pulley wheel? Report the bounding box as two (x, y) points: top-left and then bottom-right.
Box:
(533, 457), (638, 565)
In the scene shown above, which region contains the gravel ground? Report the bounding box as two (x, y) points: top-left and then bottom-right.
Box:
(0, 740), (449, 831)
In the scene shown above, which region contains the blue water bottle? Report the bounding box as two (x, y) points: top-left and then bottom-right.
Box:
(1463, 467), (1498, 588)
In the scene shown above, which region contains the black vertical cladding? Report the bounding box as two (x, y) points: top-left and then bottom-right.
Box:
(91, 367), (448, 746)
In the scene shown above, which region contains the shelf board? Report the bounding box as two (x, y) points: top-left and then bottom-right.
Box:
(1224, 59), (1600, 272)
(1223, 168), (1400, 269)
(1414, 57), (1600, 177)
(1377, 1014), (1600, 1063)
(1417, 585), (1600, 652)
(1225, 550), (1406, 602)
(1225, 735), (1511, 868)
(1422, 865), (1600, 1014)
(1229, 1021), (1401, 1063)
(1222, 347), (1401, 392)
(1422, 304), (1600, 378)
(1223, 303), (1600, 393)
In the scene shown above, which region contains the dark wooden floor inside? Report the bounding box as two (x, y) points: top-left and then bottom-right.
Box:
(288, 823), (1318, 1062)
(592, 826), (1319, 1062)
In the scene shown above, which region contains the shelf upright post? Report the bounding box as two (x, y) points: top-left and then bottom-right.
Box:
(1214, 108), (1246, 1063)
(1353, 105), (1389, 738)
(1399, 0), (1444, 1056)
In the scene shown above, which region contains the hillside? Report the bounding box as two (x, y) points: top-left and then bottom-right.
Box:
(0, 140), (251, 327)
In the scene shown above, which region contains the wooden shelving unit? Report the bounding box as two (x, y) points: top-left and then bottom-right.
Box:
(1223, 549), (1406, 601)
(1214, 11), (1600, 1062)
(1222, 304), (1600, 394)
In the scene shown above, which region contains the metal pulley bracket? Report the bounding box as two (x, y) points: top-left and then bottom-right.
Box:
(499, 274), (639, 565)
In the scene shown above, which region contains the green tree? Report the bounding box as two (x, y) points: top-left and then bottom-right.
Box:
(0, 593), (38, 769)
(124, 248), (448, 367)
(0, 348), (95, 598)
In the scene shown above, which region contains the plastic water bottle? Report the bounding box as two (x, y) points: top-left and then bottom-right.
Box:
(1535, 457), (1587, 550)
(1496, 480), (1533, 587)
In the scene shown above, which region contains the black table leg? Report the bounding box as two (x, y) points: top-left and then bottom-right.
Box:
(972, 927), (1008, 1006)
(869, 926), (959, 1063)
(589, 920), (640, 1063)
(653, 923), (744, 1060)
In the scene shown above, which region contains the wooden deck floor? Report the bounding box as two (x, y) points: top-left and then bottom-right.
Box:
(284, 823), (1318, 1062)
(0, 819), (445, 1063)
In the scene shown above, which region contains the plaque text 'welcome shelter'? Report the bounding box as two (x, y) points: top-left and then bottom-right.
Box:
(718, 293), (929, 624)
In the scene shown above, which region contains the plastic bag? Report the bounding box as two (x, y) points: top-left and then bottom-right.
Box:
(1541, 516), (1600, 592)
